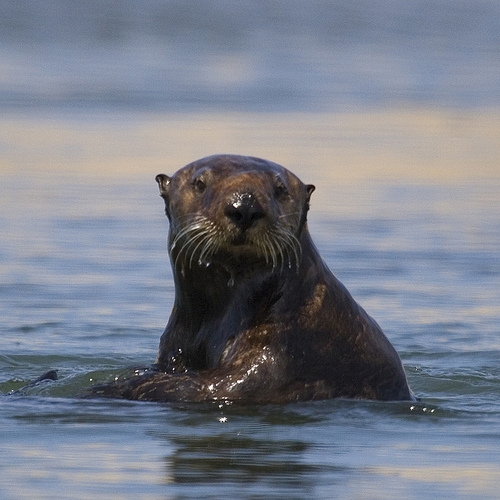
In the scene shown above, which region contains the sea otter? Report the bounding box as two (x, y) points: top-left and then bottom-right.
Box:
(92, 154), (414, 402)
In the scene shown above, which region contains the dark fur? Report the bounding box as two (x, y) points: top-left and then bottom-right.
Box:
(92, 155), (414, 402)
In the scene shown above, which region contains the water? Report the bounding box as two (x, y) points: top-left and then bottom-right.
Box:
(1, 1), (500, 499)
(1, 0), (499, 112)
(1, 114), (499, 498)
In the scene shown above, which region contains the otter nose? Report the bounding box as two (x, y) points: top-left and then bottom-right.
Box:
(224, 193), (265, 230)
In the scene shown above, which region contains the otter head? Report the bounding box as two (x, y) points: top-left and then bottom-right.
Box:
(156, 155), (315, 274)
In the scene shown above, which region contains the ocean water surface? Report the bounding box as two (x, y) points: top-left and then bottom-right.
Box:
(1, 1), (500, 498)
(1, 111), (499, 499)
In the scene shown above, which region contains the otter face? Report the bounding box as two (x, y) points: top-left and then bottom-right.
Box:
(156, 155), (314, 273)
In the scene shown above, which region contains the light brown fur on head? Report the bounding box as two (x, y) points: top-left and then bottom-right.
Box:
(156, 154), (315, 273)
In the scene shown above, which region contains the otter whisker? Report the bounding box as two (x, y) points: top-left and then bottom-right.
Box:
(171, 215), (212, 243)
(258, 234), (270, 267)
(275, 233), (287, 273)
(281, 234), (295, 270)
(170, 219), (206, 251)
(187, 234), (208, 269)
(172, 219), (214, 269)
(278, 211), (300, 220)
(200, 223), (224, 265)
(198, 233), (219, 265)
(267, 235), (278, 269)
(170, 214), (204, 237)
(188, 231), (217, 268)
(263, 233), (278, 269)
(184, 229), (216, 268)
(272, 228), (301, 272)
(175, 212), (204, 223)
(171, 215), (227, 270)
(286, 233), (302, 272)
(255, 238), (269, 266)
(174, 230), (206, 270)
(269, 230), (285, 268)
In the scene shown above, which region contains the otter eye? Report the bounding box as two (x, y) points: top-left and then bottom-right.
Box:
(193, 178), (206, 193)
(274, 182), (288, 198)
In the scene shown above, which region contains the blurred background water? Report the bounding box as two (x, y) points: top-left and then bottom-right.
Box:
(1, 0), (499, 112)
(1, 1), (499, 499)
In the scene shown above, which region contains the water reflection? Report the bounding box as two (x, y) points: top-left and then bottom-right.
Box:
(151, 400), (437, 493)
(164, 434), (321, 488)
(153, 403), (341, 496)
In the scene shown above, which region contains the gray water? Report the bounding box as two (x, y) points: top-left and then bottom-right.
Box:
(1, 1), (500, 499)
(1, 146), (499, 498)
(1, 0), (499, 112)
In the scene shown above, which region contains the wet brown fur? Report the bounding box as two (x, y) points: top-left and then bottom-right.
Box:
(92, 155), (414, 403)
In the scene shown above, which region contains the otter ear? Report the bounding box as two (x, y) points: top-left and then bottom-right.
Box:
(304, 184), (315, 212)
(306, 184), (315, 202)
(155, 174), (171, 197)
